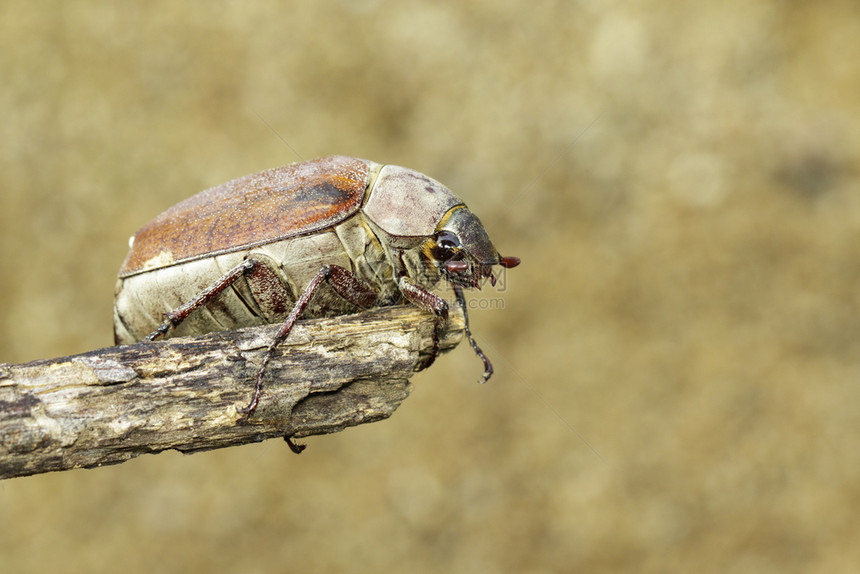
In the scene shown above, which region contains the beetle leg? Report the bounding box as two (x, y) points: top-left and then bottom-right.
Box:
(145, 322), (172, 342)
(145, 259), (258, 341)
(453, 284), (493, 383)
(243, 255), (294, 322)
(284, 435), (306, 454)
(240, 264), (378, 415)
(398, 276), (448, 371)
(326, 264), (379, 309)
(398, 276), (449, 319)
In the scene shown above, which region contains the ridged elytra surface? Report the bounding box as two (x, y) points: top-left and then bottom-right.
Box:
(119, 156), (371, 277)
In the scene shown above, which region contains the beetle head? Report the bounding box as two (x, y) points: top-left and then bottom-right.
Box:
(423, 206), (520, 289)
(361, 163), (519, 288)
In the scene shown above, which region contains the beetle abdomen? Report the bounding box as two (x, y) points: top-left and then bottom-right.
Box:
(114, 251), (265, 343)
(113, 216), (395, 344)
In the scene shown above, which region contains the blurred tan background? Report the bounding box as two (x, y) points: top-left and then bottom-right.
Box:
(2, 1), (859, 572)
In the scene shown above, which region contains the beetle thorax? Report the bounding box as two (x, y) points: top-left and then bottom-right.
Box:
(399, 246), (444, 290)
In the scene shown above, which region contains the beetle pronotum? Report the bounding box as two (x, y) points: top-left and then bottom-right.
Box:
(114, 156), (519, 426)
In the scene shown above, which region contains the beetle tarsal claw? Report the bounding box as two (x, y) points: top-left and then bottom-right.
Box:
(284, 435), (306, 454)
(145, 323), (170, 341)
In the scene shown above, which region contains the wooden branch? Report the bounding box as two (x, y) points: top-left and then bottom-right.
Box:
(0, 305), (464, 480)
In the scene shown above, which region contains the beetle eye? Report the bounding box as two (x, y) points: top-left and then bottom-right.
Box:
(432, 231), (461, 261)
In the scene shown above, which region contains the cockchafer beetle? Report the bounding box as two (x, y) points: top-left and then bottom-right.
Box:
(114, 156), (520, 420)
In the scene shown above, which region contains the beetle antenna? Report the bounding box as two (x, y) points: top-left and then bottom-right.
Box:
(253, 111), (304, 161)
(454, 285), (494, 383)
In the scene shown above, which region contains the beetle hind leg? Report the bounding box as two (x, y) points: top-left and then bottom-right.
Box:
(145, 259), (259, 341)
(240, 264), (378, 415)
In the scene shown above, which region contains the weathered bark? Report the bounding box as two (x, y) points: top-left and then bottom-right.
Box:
(0, 305), (464, 480)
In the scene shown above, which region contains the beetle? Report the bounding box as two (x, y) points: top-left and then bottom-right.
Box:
(114, 156), (519, 422)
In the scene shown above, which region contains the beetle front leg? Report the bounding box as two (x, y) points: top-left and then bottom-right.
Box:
(398, 276), (448, 371)
(453, 284), (493, 383)
(240, 264), (378, 416)
(146, 259), (259, 341)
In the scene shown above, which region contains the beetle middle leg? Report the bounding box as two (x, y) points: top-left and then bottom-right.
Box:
(239, 264), (378, 415)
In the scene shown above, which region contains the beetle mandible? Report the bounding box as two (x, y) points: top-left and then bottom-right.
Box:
(114, 156), (520, 416)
